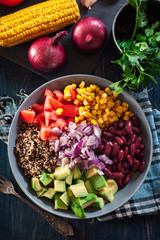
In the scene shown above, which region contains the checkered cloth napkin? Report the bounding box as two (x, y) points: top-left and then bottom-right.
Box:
(0, 89), (160, 220)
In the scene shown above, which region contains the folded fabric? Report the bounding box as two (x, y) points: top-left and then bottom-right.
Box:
(0, 89), (160, 221)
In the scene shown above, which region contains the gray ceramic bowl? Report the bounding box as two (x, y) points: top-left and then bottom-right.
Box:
(8, 74), (152, 219)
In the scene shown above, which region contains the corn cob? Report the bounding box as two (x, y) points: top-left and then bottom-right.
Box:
(0, 0), (80, 47)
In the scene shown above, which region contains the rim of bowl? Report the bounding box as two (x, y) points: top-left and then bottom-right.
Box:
(8, 74), (153, 219)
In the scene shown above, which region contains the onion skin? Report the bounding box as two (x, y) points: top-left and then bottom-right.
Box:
(72, 17), (107, 53)
(28, 31), (67, 73)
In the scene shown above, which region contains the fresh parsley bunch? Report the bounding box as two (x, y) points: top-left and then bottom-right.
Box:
(110, 0), (160, 93)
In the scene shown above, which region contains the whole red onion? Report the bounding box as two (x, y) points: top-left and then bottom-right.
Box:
(72, 17), (107, 53)
(28, 31), (67, 73)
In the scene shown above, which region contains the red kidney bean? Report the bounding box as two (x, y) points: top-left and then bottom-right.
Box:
(139, 160), (145, 172)
(137, 152), (144, 160)
(135, 149), (141, 155)
(116, 128), (127, 136)
(130, 116), (140, 127)
(130, 134), (137, 143)
(123, 173), (131, 186)
(130, 143), (135, 156)
(109, 126), (116, 134)
(121, 135), (127, 145)
(116, 178), (124, 189)
(135, 136), (142, 148)
(111, 172), (124, 179)
(103, 127), (108, 132)
(112, 142), (119, 156)
(122, 161), (131, 169)
(104, 168), (112, 177)
(127, 139), (132, 146)
(102, 137), (107, 144)
(113, 157), (118, 163)
(117, 163), (125, 174)
(139, 143), (144, 149)
(125, 120), (133, 133)
(118, 149), (124, 161)
(103, 132), (113, 139)
(132, 160), (140, 172)
(124, 146), (129, 159)
(105, 142), (112, 155)
(127, 155), (133, 166)
(114, 136), (124, 145)
(118, 119), (124, 128)
(111, 164), (117, 172)
(98, 144), (104, 152)
(125, 169), (129, 174)
(113, 121), (118, 129)
(132, 126), (142, 134)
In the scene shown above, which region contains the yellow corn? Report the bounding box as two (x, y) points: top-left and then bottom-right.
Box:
(55, 108), (63, 115)
(0, 0), (80, 47)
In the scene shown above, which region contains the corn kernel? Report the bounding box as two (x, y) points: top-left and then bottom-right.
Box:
(116, 106), (123, 113)
(97, 109), (102, 115)
(100, 99), (107, 104)
(107, 100), (114, 108)
(123, 107), (128, 112)
(79, 115), (84, 121)
(101, 93), (108, 99)
(72, 83), (76, 89)
(98, 118), (104, 124)
(91, 110), (97, 116)
(83, 111), (92, 118)
(77, 94), (83, 101)
(98, 90), (104, 95)
(55, 108), (63, 115)
(86, 87), (92, 93)
(95, 104), (99, 110)
(122, 102), (129, 108)
(100, 104), (107, 110)
(105, 88), (111, 95)
(124, 111), (130, 116)
(123, 116), (129, 121)
(83, 99), (89, 106)
(74, 99), (80, 105)
(112, 92), (118, 100)
(79, 81), (85, 88)
(91, 119), (97, 125)
(96, 96), (100, 104)
(114, 99), (121, 107)
(103, 115), (108, 122)
(75, 117), (79, 123)
(105, 109), (110, 115)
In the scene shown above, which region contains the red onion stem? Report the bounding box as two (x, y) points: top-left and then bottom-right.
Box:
(51, 31), (68, 45)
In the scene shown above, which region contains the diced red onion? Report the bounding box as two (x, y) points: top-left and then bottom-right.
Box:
(62, 157), (69, 167)
(97, 170), (105, 176)
(51, 127), (63, 137)
(72, 139), (83, 158)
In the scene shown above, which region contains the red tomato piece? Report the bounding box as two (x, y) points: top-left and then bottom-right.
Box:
(66, 117), (74, 125)
(53, 90), (64, 103)
(70, 89), (77, 100)
(55, 118), (68, 130)
(37, 119), (45, 128)
(44, 89), (54, 97)
(33, 112), (44, 123)
(20, 110), (36, 123)
(50, 110), (59, 121)
(61, 105), (79, 117)
(44, 111), (51, 126)
(32, 103), (43, 112)
(39, 126), (52, 141)
(0, 0), (24, 6)
(43, 96), (54, 111)
(49, 96), (64, 109)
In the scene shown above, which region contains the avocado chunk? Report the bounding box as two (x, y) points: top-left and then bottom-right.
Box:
(85, 167), (98, 179)
(54, 180), (66, 192)
(60, 191), (70, 206)
(31, 177), (42, 191)
(67, 186), (74, 198)
(65, 170), (73, 185)
(70, 182), (88, 198)
(85, 179), (96, 193)
(97, 187), (114, 202)
(91, 197), (105, 209)
(40, 172), (53, 186)
(42, 188), (56, 199)
(73, 164), (82, 179)
(70, 197), (86, 218)
(36, 188), (48, 198)
(106, 178), (118, 195)
(90, 174), (107, 190)
(80, 193), (97, 209)
(54, 164), (70, 180)
(55, 193), (68, 210)
(73, 179), (84, 184)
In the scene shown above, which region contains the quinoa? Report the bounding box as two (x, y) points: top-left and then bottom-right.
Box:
(14, 123), (57, 178)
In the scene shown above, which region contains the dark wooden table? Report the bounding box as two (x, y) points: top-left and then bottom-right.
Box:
(0, 1), (160, 239)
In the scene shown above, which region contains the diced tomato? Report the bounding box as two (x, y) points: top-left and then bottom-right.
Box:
(49, 96), (64, 109)
(44, 111), (51, 126)
(50, 110), (59, 121)
(32, 103), (43, 112)
(39, 126), (52, 141)
(66, 117), (74, 125)
(48, 135), (58, 140)
(20, 109), (36, 123)
(43, 96), (53, 111)
(70, 89), (77, 100)
(55, 118), (68, 130)
(53, 90), (64, 103)
(44, 89), (53, 97)
(37, 119), (45, 128)
(33, 111), (44, 123)
(61, 105), (79, 117)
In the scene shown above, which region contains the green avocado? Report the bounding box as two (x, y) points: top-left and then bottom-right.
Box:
(54, 180), (66, 192)
(70, 197), (86, 219)
(73, 164), (82, 179)
(79, 193), (97, 209)
(70, 182), (88, 198)
(90, 174), (107, 190)
(55, 193), (68, 210)
(85, 167), (98, 179)
(42, 188), (56, 199)
(40, 172), (53, 186)
(84, 179), (96, 194)
(65, 170), (73, 185)
(105, 178), (118, 195)
(97, 187), (114, 202)
(91, 197), (105, 209)
(60, 191), (70, 206)
(36, 188), (48, 198)
(31, 177), (42, 191)
(53, 164), (70, 180)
